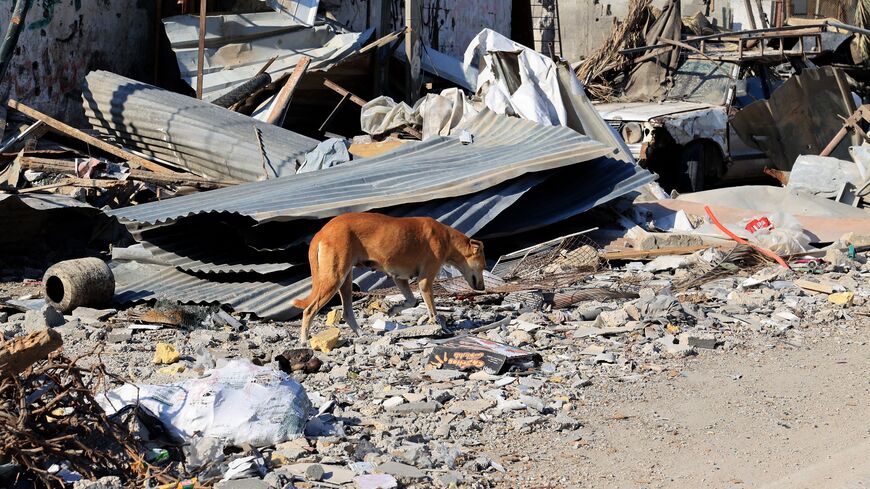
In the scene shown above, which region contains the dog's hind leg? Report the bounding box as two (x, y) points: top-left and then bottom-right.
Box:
(338, 272), (362, 336)
(388, 278), (418, 315)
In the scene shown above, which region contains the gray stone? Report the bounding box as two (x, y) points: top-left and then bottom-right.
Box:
(518, 395), (545, 413)
(448, 399), (495, 415)
(387, 401), (440, 414)
(425, 369), (465, 382)
(434, 470), (463, 487)
(305, 463), (325, 481)
(107, 329), (133, 344)
(376, 461), (427, 479)
(679, 332), (717, 349)
(71, 307), (116, 323)
(23, 304), (64, 332)
(553, 413), (581, 431)
(54, 323), (88, 342)
(261, 471), (291, 489)
(0, 312), (7, 323)
(214, 478), (269, 489)
(73, 477), (123, 489)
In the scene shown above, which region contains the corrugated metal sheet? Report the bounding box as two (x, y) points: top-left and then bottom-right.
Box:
(112, 261), (309, 320)
(81, 71), (319, 182)
(163, 12), (372, 101)
(108, 110), (617, 225)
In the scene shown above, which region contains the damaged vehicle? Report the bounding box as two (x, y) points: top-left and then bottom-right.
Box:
(595, 26), (862, 193)
(597, 59), (791, 193)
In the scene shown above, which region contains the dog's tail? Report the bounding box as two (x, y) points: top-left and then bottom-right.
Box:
(291, 235), (321, 309)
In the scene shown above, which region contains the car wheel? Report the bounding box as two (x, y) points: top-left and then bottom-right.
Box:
(677, 143), (706, 193)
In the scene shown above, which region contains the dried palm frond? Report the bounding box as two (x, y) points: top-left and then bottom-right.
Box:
(673, 245), (770, 291)
(857, 0), (870, 63)
(575, 0), (654, 101)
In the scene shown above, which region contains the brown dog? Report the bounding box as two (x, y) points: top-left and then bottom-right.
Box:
(290, 212), (486, 344)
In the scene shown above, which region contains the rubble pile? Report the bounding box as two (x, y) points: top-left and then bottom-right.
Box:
(0, 0), (869, 486)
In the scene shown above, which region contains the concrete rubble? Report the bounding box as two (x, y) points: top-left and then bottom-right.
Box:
(1, 0), (870, 487)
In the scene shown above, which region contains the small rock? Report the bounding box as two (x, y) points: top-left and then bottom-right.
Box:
(382, 396), (405, 408)
(153, 343), (181, 364)
(448, 399), (495, 415)
(679, 332), (716, 349)
(354, 473), (398, 489)
(386, 401), (440, 414)
(305, 463), (325, 481)
(214, 478), (269, 489)
(310, 328), (341, 353)
(71, 307), (116, 323)
(158, 363), (186, 375)
(594, 352), (616, 364)
(376, 461), (426, 480)
(508, 330), (534, 345)
(24, 305), (65, 333)
(425, 369), (466, 382)
(0, 312), (8, 323)
(73, 476), (123, 489)
(107, 329), (132, 344)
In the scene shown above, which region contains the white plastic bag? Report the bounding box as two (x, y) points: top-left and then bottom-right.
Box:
(737, 212), (811, 255)
(99, 359), (311, 447)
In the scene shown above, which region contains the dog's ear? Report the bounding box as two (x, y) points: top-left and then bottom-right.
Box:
(469, 239), (484, 255)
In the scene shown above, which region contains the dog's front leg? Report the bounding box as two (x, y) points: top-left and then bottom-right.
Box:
(418, 276), (439, 324)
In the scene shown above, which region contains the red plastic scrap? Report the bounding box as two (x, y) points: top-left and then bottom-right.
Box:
(704, 206), (790, 269)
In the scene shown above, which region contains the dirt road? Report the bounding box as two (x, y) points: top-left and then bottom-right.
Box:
(485, 322), (870, 488)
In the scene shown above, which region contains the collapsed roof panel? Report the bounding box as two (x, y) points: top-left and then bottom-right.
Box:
(107, 109), (619, 226)
(163, 12), (372, 101)
(82, 71), (319, 182)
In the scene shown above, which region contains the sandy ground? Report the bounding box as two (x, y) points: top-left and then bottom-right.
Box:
(483, 322), (870, 489)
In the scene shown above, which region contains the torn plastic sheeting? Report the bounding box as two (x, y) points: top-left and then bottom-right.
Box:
(100, 359), (311, 447)
(461, 29), (634, 164)
(298, 138), (352, 173)
(360, 88), (479, 139)
(787, 155), (869, 199)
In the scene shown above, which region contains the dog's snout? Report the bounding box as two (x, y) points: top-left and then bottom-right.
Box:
(473, 276), (485, 291)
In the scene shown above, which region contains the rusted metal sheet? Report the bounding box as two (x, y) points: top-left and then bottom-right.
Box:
(730, 66), (859, 169)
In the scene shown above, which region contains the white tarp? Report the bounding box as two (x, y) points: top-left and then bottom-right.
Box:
(462, 29), (567, 128)
(361, 88), (479, 140)
(99, 359), (311, 447)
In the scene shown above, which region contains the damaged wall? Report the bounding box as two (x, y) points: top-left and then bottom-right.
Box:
(0, 0), (156, 122)
(327, 0), (511, 58)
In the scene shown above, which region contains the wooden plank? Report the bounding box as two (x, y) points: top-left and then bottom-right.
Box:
(601, 245), (714, 261)
(18, 156), (238, 188)
(793, 279), (836, 294)
(7, 100), (178, 174)
(196, 0), (207, 99)
(323, 79), (423, 139)
(266, 55), (311, 126)
(0, 329), (62, 377)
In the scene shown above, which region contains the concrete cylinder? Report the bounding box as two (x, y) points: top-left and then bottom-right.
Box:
(42, 258), (115, 313)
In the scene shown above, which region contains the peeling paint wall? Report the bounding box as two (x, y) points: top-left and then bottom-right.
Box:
(328, 0), (511, 58)
(0, 0), (155, 122)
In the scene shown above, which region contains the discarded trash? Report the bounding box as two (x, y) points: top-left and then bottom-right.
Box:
(152, 343), (181, 365)
(42, 258), (115, 313)
(427, 336), (542, 374)
(100, 359), (311, 446)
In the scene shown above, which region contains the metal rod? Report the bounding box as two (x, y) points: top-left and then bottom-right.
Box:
(196, 0), (207, 99)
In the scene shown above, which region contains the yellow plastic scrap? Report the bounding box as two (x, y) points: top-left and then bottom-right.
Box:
(310, 327), (341, 353)
(828, 291), (854, 305)
(325, 308), (343, 326)
(665, 324), (680, 334)
(153, 343), (180, 364)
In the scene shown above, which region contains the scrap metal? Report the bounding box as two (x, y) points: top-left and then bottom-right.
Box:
(82, 71), (320, 182)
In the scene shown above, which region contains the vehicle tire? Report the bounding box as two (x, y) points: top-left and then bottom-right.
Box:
(677, 143), (706, 193)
